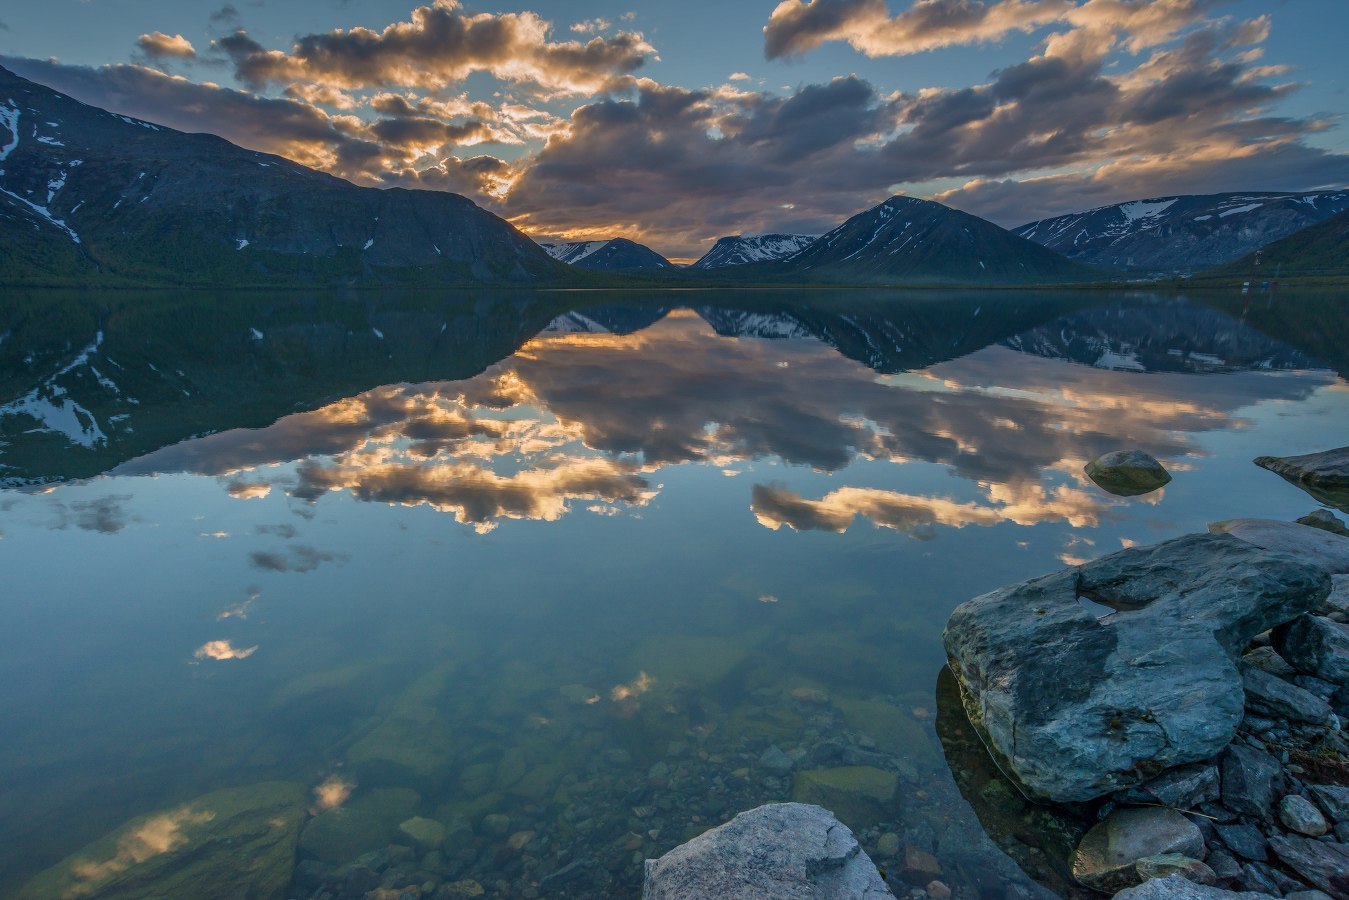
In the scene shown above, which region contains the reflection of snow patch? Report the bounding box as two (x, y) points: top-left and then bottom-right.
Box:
(249, 327), (264, 340)
(371, 327), (384, 339)
(363, 238), (374, 250)
(0, 102), (18, 161)
(236, 238), (249, 250)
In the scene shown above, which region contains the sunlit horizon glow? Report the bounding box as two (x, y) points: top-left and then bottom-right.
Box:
(1, 0), (1345, 258)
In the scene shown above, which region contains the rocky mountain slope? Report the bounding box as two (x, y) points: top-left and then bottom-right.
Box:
(690, 234), (817, 269)
(0, 65), (561, 285)
(1208, 209), (1349, 279)
(539, 238), (672, 271)
(1014, 191), (1349, 273)
(773, 196), (1097, 285)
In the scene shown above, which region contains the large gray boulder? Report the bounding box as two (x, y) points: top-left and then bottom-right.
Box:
(1209, 519), (1349, 574)
(641, 803), (894, 899)
(943, 534), (1328, 802)
(1255, 447), (1349, 513)
(1112, 874), (1277, 899)
(1275, 614), (1349, 684)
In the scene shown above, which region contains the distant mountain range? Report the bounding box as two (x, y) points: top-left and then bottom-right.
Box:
(539, 238), (672, 271)
(2, 64), (1346, 288)
(771, 196), (1099, 284)
(0, 66), (563, 287)
(690, 234), (817, 269)
(1211, 209), (1349, 279)
(1014, 191), (1349, 273)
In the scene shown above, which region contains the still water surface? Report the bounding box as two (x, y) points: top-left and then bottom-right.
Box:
(1, 289), (1347, 898)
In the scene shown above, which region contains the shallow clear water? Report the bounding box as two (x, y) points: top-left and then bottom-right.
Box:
(1, 288), (1347, 898)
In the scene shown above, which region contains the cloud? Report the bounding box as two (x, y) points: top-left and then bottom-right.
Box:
(137, 32), (198, 60)
(193, 640), (258, 660)
(763, 0), (1205, 60)
(218, 1), (656, 94)
(248, 544), (338, 572)
(209, 4), (240, 25)
(47, 495), (134, 533)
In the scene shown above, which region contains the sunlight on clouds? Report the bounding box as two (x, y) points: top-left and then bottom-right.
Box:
(194, 640), (258, 661)
(610, 670), (653, 701)
(311, 775), (355, 813)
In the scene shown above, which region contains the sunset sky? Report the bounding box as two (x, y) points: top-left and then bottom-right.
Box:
(3, 0), (1346, 260)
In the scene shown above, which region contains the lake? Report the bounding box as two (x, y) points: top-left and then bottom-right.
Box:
(1, 288), (1347, 899)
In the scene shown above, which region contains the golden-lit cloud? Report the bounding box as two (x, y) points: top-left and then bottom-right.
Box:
(193, 640), (258, 661)
(136, 32), (197, 60)
(311, 775), (355, 813)
(611, 670), (654, 701)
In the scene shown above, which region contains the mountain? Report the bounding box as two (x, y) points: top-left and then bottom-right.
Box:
(0, 65), (562, 286)
(1014, 191), (1349, 273)
(539, 238), (672, 271)
(690, 234), (817, 269)
(543, 304), (670, 334)
(1207, 209), (1349, 280)
(772, 195), (1097, 284)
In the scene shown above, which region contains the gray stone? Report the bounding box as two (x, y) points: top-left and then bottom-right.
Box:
(1213, 822), (1268, 861)
(1326, 576), (1349, 616)
(1242, 646), (1297, 678)
(1071, 807), (1205, 893)
(1085, 450), (1173, 497)
(1279, 794), (1329, 836)
(1267, 834), (1349, 895)
(1111, 873), (1276, 899)
(1241, 666), (1336, 724)
(1204, 848), (1241, 880)
(1308, 783), (1349, 823)
(1286, 891), (1335, 900)
(759, 745), (795, 773)
(1209, 518), (1349, 574)
(1220, 745), (1281, 820)
(1134, 854), (1216, 885)
(1298, 509), (1349, 537)
(1239, 862), (1282, 895)
(943, 534), (1328, 802)
(1115, 765), (1219, 810)
(641, 803), (894, 899)
(1276, 615), (1349, 685)
(1255, 447), (1349, 513)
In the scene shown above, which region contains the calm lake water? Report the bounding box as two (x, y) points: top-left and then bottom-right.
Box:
(1, 288), (1347, 899)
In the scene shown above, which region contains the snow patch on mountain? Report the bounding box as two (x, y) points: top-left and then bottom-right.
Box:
(0, 102), (19, 162)
(541, 241), (608, 264)
(691, 234), (818, 269)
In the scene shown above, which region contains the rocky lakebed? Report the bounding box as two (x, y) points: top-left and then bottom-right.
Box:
(15, 448), (1349, 900)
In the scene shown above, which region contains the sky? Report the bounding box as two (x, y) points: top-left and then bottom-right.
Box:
(2, 0), (1347, 261)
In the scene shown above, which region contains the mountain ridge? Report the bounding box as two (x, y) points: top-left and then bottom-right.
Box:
(691, 234), (818, 269)
(539, 238), (672, 271)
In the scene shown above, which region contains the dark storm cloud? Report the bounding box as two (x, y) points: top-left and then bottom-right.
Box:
(218, 1), (655, 94)
(46, 495), (134, 533)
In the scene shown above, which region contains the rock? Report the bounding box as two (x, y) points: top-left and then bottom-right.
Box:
(876, 832), (900, 858)
(1266, 834), (1349, 895)
(1134, 853), (1217, 885)
(345, 666), (459, 792)
(790, 767), (898, 830)
(1326, 576), (1349, 616)
(299, 787), (421, 864)
(1279, 795), (1329, 836)
(900, 845), (942, 884)
(1242, 646), (1297, 678)
(1114, 764), (1219, 810)
(1071, 807), (1205, 893)
(1085, 450), (1173, 497)
(1308, 783), (1349, 822)
(943, 534), (1328, 802)
(442, 878), (486, 897)
(1209, 518), (1349, 574)
(1241, 666), (1336, 724)
(925, 881), (951, 900)
(1255, 447), (1349, 513)
(759, 745), (794, 773)
(1298, 509), (1349, 537)
(1275, 614), (1349, 684)
(1220, 745), (1281, 820)
(1204, 848), (1241, 880)
(480, 814), (510, 836)
(18, 781), (306, 900)
(1286, 891), (1335, 900)
(399, 816), (447, 850)
(641, 803), (894, 899)
(1112, 873), (1277, 899)
(1239, 862), (1283, 895)
(1213, 822), (1268, 861)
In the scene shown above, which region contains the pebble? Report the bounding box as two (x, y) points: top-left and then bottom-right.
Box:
(1278, 794), (1329, 837)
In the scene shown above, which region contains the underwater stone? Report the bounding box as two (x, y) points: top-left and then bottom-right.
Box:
(19, 781), (307, 900)
(790, 766), (898, 831)
(642, 802), (894, 899)
(1085, 449), (1172, 497)
(298, 787), (420, 864)
(943, 533), (1327, 802)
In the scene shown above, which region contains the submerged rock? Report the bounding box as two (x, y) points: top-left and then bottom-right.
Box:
(18, 781), (306, 900)
(1070, 807), (1205, 893)
(942, 533), (1327, 802)
(298, 787), (420, 864)
(790, 766), (898, 830)
(641, 802), (894, 899)
(1085, 450), (1173, 497)
(1255, 447), (1349, 513)
(1209, 518), (1349, 574)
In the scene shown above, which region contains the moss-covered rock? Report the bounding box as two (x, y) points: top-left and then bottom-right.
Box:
(790, 766), (897, 831)
(836, 697), (939, 772)
(19, 781), (306, 900)
(298, 788), (420, 864)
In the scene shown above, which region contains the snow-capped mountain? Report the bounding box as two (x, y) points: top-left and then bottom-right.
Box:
(0, 65), (558, 285)
(1014, 191), (1349, 273)
(778, 196), (1096, 284)
(690, 234), (817, 269)
(542, 305), (670, 334)
(539, 238), (672, 271)
(694, 308), (815, 339)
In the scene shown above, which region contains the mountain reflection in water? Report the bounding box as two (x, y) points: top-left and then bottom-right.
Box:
(0, 288), (1347, 899)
